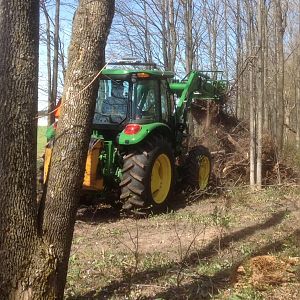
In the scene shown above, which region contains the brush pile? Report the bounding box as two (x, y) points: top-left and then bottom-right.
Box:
(188, 103), (299, 188)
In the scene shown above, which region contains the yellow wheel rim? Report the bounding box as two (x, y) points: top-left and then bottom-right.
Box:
(151, 154), (172, 204)
(198, 156), (210, 190)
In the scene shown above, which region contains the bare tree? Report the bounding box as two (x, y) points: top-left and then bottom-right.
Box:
(181, 0), (193, 72)
(274, 0), (287, 151)
(256, 0), (267, 189)
(235, 0), (243, 119)
(41, 0), (53, 125)
(110, 0), (300, 163)
(50, 0), (60, 123)
(245, 0), (257, 188)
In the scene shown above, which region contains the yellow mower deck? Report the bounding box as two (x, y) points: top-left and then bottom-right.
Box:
(43, 140), (104, 191)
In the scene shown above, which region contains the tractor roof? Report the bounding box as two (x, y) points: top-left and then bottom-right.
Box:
(101, 69), (174, 80)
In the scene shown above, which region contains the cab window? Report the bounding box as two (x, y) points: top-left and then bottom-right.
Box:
(132, 79), (160, 121)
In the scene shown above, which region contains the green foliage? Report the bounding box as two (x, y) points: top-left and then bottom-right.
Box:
(211, 206), (232, 229)
(226, 287), (263, 300)
(197, 259), (233, 276)
(239, 244), (254, 256)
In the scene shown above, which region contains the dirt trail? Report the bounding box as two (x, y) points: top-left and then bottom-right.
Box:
(66, 186), (300, 299)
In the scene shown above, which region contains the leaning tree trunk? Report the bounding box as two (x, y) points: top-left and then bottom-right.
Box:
(40, 0), (115, 297)
(0, 0), (114, 299)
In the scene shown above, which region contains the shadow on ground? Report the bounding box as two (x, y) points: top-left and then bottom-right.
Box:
(76, 191), (195, 224)
(69, 210), (296, 299)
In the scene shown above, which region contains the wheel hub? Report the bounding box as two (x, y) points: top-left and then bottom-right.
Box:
(198, 155), (210, 190)
(151, 154), (171, 204)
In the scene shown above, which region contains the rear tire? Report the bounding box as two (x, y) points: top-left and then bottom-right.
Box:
(183, 146), (212, 190)
(120, 135), (174, 212)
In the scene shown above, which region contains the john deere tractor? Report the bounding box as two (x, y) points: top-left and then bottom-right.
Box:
(43, 62), (228, 211)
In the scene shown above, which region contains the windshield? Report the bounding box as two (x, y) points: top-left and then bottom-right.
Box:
(132, 79), (160, 121)
(93, 79), (129, 125)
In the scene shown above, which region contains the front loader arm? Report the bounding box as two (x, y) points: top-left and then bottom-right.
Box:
(170, 71), (228, 121)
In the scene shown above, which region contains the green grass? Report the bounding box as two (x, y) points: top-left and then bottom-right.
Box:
(223, 287), (263, 300)
(37, 126), (47, 159)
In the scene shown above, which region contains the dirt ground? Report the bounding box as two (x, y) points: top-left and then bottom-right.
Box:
(65, 185), (300, 299)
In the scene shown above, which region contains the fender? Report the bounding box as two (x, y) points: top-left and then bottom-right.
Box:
(118, 122), (171, 145)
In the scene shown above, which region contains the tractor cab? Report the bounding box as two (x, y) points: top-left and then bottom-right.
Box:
(93, 67), (174, 129)
(93, 79), (129, 126)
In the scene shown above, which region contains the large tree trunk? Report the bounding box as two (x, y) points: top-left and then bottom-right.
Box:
(0, 0), (114, 299)
(0, 0), (40, 297)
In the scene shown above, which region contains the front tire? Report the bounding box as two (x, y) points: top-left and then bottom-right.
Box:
(120, 135), (174, 212)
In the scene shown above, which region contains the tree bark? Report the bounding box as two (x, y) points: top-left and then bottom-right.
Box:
(296, 85), (300, 149)
(51, 0), (60, 125)
(249, 60), (256, 188)
(168, 0), (177, 72)
(235, 0), (242, 118)
(182, 0), (193, 73)
(204, 0), (218, 76)
(263, 9), (269, 131)
(0, 0), (40, 297)
(143, 0), (153, 64)
(275, 0), (286, 151)
(246, 0), (256, 188)
(297, 4), (300, 149)
(40, 0), (115, 297)
(256, 0), (266, 189)
(161, 0), (169, 69)
(223, 0), (229, 79)
(41, 0), (53, 126)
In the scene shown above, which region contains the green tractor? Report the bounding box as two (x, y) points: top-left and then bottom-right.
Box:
(44, 62), (228, 211)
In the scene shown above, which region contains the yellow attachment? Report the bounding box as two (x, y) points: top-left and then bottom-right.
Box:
(43, 147), (52, 183)
(151, 154), (172, 204)
(43, 140), (104, 191)
(198, 156), (210, 190)
(83, 140), (104, 191)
